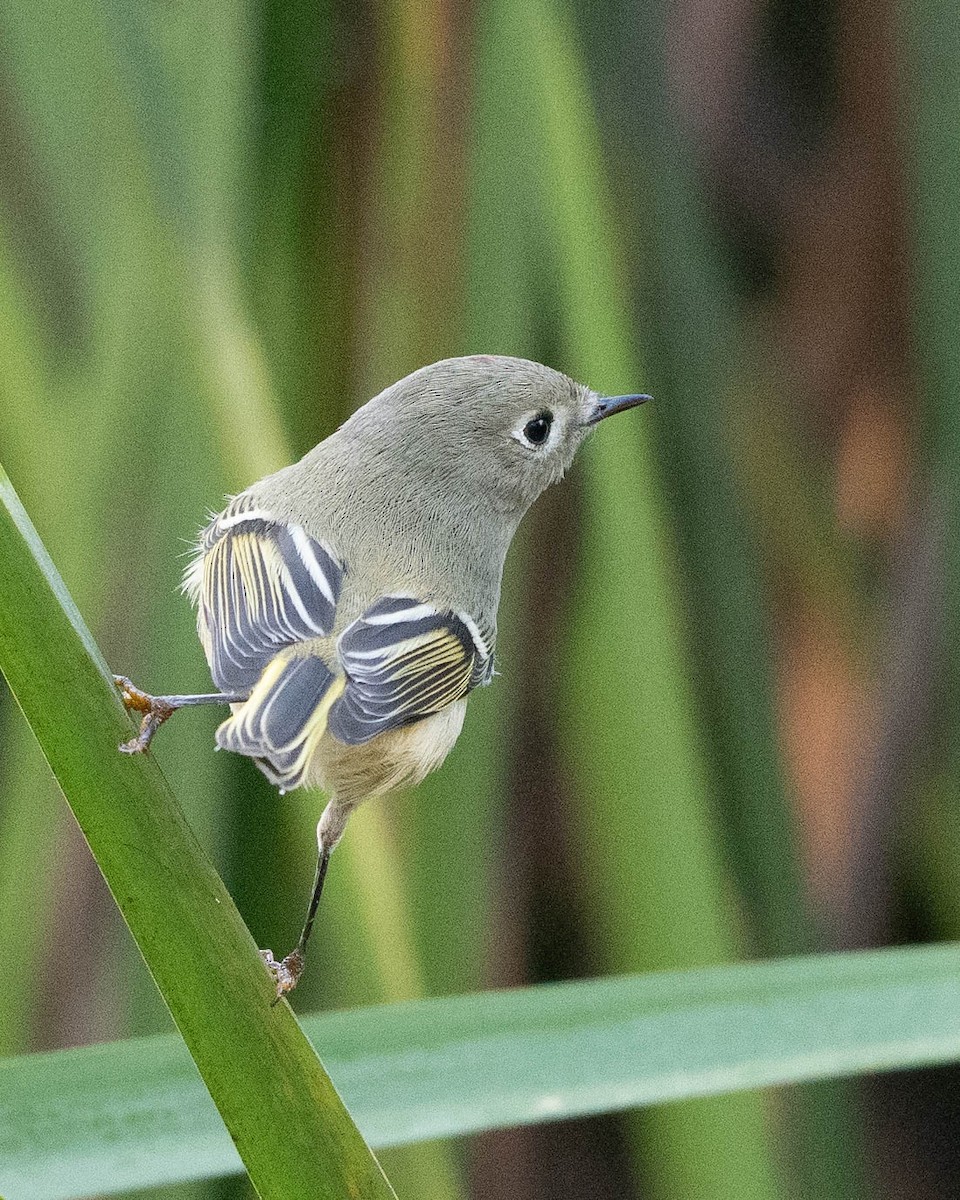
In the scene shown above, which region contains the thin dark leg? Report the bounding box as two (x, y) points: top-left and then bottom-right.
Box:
(296, 847), (331, 957)
(262, 847), (331, 1003)
(113, 675), (247, 754)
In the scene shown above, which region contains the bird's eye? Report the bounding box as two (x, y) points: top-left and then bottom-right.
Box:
(522, 411), (553, 447)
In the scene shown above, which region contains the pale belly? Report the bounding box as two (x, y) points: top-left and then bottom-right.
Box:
(305, 699), (468, 807)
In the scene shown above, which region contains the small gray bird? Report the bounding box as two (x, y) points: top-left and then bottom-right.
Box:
(116, 355), (649, 997)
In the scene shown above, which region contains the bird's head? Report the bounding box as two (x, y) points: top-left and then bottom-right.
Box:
(344, 355), (650, 519)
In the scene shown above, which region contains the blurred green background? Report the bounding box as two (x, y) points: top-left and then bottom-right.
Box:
(2, 0), (958, 1196)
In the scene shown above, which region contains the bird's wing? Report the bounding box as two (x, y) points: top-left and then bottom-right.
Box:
(216, 648), (346, 790)
(327, 596), (495, 746)
(192, 495), (344, 694)
(197, 497), (493, 787)
(216, 594), (494, 790)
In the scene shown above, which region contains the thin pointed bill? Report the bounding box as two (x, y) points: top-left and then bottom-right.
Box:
(587, 393), (652, 424)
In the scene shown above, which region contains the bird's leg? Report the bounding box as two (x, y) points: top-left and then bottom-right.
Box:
(261, 800), (348, 1002)
(260, 847), (331, 1002)
(113, 675), (247, 754)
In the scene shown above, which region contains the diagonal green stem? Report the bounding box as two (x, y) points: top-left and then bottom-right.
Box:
(0, 463), (396, 1200)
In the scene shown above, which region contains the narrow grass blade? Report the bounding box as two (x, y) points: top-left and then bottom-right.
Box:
(902, 0), (960, 1091)
(903, 0), (960, 754)
(487, 0), (784, 1194)
(582, 0), (811, 960)
(0, 466), (396, 1199)
(4, 944), (960, 1199)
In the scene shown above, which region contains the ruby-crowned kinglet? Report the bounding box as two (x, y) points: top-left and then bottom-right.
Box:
(116, 355), (649, 997)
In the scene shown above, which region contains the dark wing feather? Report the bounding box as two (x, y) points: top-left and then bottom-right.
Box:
(195, 496), (343, 694)
(328, 596), (494, 746)
(216, 649), (346, 791)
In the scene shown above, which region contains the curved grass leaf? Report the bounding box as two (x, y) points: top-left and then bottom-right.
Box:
(3, 944), (960, 1198)
(0, 465), (396, 1199)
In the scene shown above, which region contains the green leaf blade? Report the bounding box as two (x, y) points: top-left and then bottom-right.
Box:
(0, 466), (396, 1199)
(4, 945), (960, 1199)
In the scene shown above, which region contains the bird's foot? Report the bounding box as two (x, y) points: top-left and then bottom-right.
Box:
(260, 947), (305, 1004)
(113, 675), (177, 754)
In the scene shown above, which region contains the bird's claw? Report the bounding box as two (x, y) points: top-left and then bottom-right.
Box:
(113, 675), (175, 754)
(260, 947), (305, 1004)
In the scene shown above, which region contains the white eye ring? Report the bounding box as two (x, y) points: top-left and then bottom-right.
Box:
(512, 411), (554, 449)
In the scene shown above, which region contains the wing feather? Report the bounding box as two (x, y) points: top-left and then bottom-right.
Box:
(328, 596), (494, 746)
(216, 651), (346, 791)
(192, 496), (344, 694)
